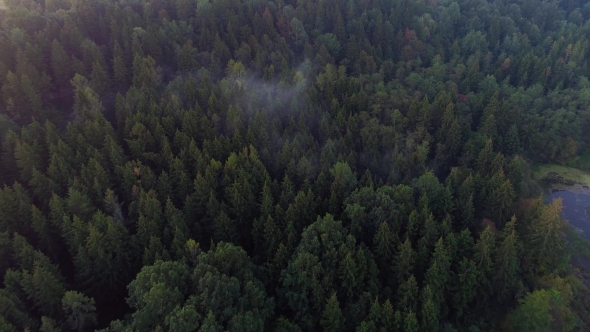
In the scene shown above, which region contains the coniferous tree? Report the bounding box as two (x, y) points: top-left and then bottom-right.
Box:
(404, 311), (419, 332)
(373, 221), (396, 264)
(51, 40), (71, 86)
(393, 237), (414, 286)
(452, 257), (477, 318)
(398, 275), (419, 314)
(474, 226), (496, 302)
(527, 198), (567, 271)
(425, 238), (451, 316)
(90, 61), (110, 94)
(321, 293), (345, 332)
(113, 54), (128, 86)
(494, 216), (520, 301)
(420, 285), (439, 332)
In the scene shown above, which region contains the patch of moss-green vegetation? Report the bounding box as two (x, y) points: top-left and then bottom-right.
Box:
(576, 152), (590, 173)
(534, 164), (590, 190)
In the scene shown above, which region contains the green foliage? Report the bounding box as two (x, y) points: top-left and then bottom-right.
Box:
(527, 198), (568, 272)
(508, 288), (575, 332)
(373, 221), (396, 263)
(127, 242), (273, 331)
(316, 33), (341, 58)
(62, 291), (97, 331)
(0, 0), (588, 330)
(493, 217), (520, 301)
(321, 293), (345, 332)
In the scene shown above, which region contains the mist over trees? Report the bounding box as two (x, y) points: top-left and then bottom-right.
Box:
(1, 0), (590, 330)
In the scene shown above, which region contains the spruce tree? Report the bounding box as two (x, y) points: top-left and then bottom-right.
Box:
(373, 221), (396, 263)
(420, 285), (439, 332)
(494, 216), (520, 301)
(392, 238), (415, 287)
(321, 293), (345, 332)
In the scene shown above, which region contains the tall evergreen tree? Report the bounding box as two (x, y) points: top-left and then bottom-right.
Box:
(493, 216), (520, 301)
(527, 198), (567, 271)
(321, 293), (345, 332)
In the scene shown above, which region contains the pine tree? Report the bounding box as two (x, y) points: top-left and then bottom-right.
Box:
(478, 114), (498, 143)
(177, 41), (198, 71)
(490, 152), (505, 175)
(29, 168), (56, 209)
(407, 210), (421, 242)
(397, 275), (419, 314)
(20, 261), (66, 317)
(103, 188), (125, 223)
(404, 311), (419, 332)
(213, 209), (239, 244)
(339, 252), (359, 299)
(333, 9), (347, 45)
(176, 0), (193, 21)
(66, 187), (96, 220)
(503, 125), (520, 156)
(356, 320), (376, 332)
(373, 221), (396, 263)
(417, 211), (439, 275)
(113, 54), (128, 86)
(381, 300), (395, 331)
(329, 162), (357, 217)
(425, 238), (451, 314)
(31, 205), (59, 259)
(90, 61), (110, 94)
(0, 183), (33, 238)
(507, 156), (525, 197)
(164, 198), (190, 259)
(449, 228), (474, 270)
(200, 311), (223, 332)
(392, 238), (415, 286)
(494, 216), (520, 300)
(72, 214), (130, 301)
(528, 198), (567, 271)
(263, 214), (280, 258)
(367, 297), (382, 326)
(289, 188), (316, 233)
(474, 225), (496, 301)
(476, 139), (494, 175)
(40, 316), (60, 332)
(14, 139), (43, 183)
(51, 39), (70, 86)
(135, 189), (163, 250)
(142, 236), (170, 266)
(21, 76), (43, 116)
(486, 176), (515, 227)
(420, 285), (439, 332)
(321, 293), (345, 332)
(452, 258), (477, 318)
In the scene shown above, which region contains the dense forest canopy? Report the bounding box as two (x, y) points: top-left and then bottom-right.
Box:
(0, 0), (590, 330)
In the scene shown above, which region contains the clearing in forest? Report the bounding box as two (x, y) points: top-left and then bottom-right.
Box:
(535, 164), (590, 193)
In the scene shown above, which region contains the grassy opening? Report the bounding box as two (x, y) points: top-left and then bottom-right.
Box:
(533, 164), (590, 187)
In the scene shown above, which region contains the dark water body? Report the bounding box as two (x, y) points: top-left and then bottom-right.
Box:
(545, 190), (590, 241)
